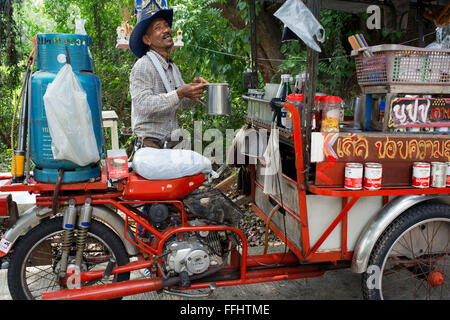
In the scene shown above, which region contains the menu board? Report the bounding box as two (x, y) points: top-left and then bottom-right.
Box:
(389, 97), (450, 128)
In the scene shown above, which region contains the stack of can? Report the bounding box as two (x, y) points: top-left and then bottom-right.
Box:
(412, 162), (449, 188)
(344, 162), (383, 190)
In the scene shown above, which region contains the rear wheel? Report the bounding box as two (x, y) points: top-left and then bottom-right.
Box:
(7, 217), (130, 300)
(362, 203), (449, 300)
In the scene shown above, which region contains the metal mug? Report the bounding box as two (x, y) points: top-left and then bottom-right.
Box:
(205, 83), (231, 115)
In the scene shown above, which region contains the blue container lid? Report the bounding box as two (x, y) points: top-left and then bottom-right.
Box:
(36, 33), (93, 73)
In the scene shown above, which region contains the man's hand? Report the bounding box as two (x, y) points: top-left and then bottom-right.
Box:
(176, 83), (207, 101)
(193, 77), (209, 84)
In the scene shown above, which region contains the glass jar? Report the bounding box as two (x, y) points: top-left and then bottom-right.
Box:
(286, 93), (304, 131)
(320, 96), (342, 132)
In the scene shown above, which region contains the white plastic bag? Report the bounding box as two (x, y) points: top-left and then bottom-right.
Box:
(132, 147), (216, 180)
(274, 0), (325, 52)
(262, 125), (282, 196)
(43, 64), (100, 167)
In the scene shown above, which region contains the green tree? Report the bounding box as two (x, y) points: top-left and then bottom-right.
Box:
(0, 0), (22, 171)
(171, 0), (249, 141)
(2, 0), (435, 170)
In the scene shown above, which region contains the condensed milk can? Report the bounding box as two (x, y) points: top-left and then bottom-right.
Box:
(412, 162), (430, 188)
(344, 163), (363, 190)
(364, 163), (382, 190)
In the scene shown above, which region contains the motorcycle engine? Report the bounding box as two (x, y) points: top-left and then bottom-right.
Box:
(162, 189), (244, 276)
(165, 237), (211, 275)
(164, 219), (232, 276)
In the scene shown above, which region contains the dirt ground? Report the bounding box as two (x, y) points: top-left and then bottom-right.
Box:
(0, 251), (363, 301)
(0, 170), (365, 302)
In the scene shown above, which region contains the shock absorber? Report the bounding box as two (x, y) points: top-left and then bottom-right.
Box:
(75, 198), (93, 269)
(59, 199), (77, 279)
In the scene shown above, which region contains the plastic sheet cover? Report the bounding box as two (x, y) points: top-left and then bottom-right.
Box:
(274, 0), (325, 52)
(43, 64), (100, 167)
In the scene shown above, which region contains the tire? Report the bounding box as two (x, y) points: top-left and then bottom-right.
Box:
(7, 217), (130, 300)
(361, 203), (450, 300)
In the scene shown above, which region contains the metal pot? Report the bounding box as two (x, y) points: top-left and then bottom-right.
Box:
(205, 83), (231, 115)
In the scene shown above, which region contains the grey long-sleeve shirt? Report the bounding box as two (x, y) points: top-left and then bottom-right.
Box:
(130, 50), (194, 141)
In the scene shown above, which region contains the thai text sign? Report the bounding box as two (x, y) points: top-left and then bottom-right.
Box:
(389, 97), (450, 128)
(312, 132), (450, 163)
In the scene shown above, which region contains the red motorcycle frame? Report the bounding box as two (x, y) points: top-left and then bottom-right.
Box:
(0, 102), (448, 300)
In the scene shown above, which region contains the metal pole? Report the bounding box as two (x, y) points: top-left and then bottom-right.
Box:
(417, 0), (424, 47)
(303, 0), (320, 183)
(249, 0), (258, 88)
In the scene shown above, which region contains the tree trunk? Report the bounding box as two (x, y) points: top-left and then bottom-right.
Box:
(210, 1), (283, 83)
(255, 6), (283, 83)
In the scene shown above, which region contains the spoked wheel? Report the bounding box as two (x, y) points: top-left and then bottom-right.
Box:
(362, 203), (449, 300)
(7, 217), (130, 300)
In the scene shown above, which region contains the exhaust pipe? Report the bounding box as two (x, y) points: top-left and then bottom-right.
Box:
(42, 261), (225, 300)
(42, 277), (164, 300)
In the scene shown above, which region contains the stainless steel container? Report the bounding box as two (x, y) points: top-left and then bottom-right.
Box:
(431, 162), (447, 188)
(351, 96), (362, 129)
(206, 83), (231, 115)
(247, 89), (265, 120)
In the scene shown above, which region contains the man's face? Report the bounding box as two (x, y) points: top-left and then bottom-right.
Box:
(142, 18), (173, 51)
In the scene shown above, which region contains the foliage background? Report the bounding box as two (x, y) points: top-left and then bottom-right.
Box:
(0, 0), (435, 170)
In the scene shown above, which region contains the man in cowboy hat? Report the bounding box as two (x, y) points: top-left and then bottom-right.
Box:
(129, 0), (207, 149)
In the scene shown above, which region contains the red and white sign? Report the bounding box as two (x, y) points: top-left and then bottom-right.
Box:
(107, 149), (129, 180)
(0, 237), (13, 255)
(108, 156), (129, 180)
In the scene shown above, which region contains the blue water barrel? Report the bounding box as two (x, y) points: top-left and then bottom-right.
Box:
(30, 33), (103, 183)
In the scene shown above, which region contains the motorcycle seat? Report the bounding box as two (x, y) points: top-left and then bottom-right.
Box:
(132, 147), (213, 180)
(122, 147), (212, 200)
(121, 171), (205, 200)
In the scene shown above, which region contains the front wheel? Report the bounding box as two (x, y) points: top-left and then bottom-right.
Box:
(362, 203), (449, 300)
(7, 217), (130, 300)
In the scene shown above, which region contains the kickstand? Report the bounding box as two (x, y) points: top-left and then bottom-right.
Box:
(163, 283), (217, 298)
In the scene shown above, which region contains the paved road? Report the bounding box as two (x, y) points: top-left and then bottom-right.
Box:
(0, 268), (363, 300)
(124, 268), (363, 301)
